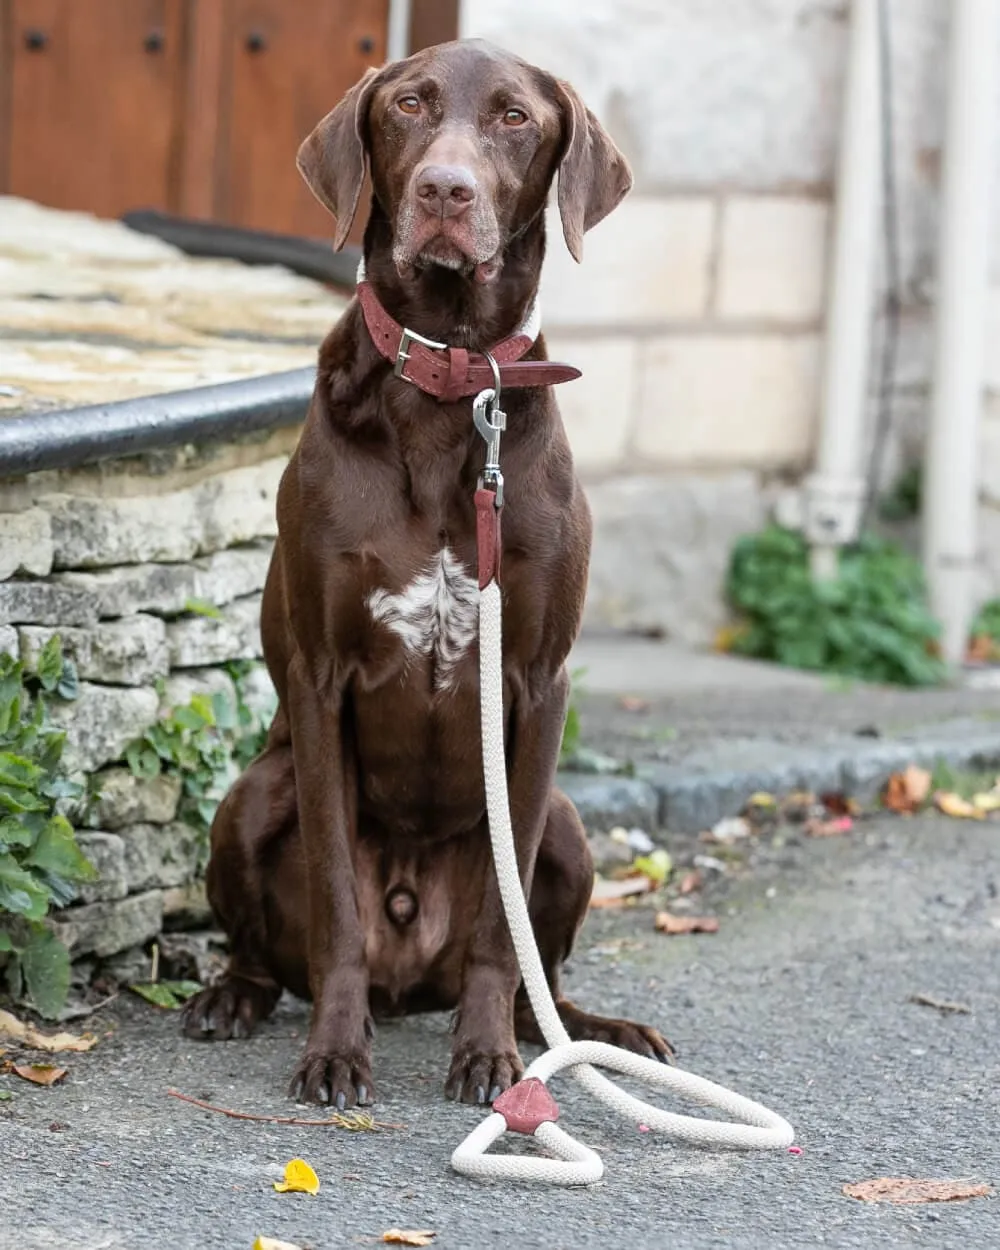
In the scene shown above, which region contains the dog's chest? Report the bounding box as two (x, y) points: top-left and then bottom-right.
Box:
(365, 548), (478, 690)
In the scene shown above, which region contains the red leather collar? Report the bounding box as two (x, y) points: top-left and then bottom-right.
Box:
(356, 280), (581, 402)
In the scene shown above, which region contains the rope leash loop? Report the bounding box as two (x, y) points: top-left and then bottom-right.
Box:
(451, 579), (795, 1185)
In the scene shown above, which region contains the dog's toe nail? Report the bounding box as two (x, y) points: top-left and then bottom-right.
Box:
(488, 1085), (501, 1103)
(356, 1084), (368, 1105)
(335, 1091), (347, 1112)
(474, 1085), (487, 1105)
(318, 1082), (330, 1104)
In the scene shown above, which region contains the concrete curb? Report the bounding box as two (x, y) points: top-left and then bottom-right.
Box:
(559, 717), (1000, 835)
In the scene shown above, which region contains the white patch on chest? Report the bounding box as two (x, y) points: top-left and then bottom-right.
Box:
(367, 548), (479, 690)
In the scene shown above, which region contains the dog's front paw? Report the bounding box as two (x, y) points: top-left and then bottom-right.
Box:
(289, 1043), (375, 1110)
(181, 975), (278, 1041)
(445, 1042), (523, 1105)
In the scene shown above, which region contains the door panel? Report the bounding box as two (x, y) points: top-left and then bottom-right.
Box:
(8, 0), (185, 217)
(219, 0), (386, 238)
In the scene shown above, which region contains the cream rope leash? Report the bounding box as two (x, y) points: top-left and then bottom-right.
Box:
(451, 383), (795, 1185)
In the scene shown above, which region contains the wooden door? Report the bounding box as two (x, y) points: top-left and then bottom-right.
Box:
(216, 0), (386, 239)
(7, 0), (186, 218)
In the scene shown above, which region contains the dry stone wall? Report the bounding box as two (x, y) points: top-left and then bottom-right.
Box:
(0, 433), (291, 974)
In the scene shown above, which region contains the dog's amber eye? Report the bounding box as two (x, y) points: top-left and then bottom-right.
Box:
(503, 108), (528, 126)
(398, 96), (420, 115)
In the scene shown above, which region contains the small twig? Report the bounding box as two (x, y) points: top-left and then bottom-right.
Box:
(167, 1088), (403, 1129)
(57, 992), (120, 1022)
(908, 993), (972, 1015)
(150, 942), (160, 985)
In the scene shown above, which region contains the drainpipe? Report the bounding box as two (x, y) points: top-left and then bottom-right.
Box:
(923, 0), (999, 667)
(387, 0), (412, 61)
(804, 0), (881, 581)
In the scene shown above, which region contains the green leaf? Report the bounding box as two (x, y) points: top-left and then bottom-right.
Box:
(56, 659), (80, 702)
(183, 598), (223, 620)
(34, 637), (64, 693)
(0, 856), (49, 920)
(0, 752), (44, 790)
(0, 929), (17, 953)
(23, 817), (97, 883)
(172, 704), (212, 732)
(125, 740), (161, 780)
(0, 666), (22, 735)
(129, 979), (202, 1010)
(0, 1090), (12, 1102)
(0, 815), (36, 849)
(21, 926), (71, 1019)
(0, 785), (48, 814)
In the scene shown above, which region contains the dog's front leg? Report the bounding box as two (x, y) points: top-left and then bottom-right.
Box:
(285, 653), (372, 1108)
(446, 668), (571, 1104)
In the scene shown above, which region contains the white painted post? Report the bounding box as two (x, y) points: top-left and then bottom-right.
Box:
(804, 0), (881, 581)
(924, 0), (1000, 666)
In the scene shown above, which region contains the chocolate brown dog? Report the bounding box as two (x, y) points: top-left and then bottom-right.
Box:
(182, 38), (670, 1108)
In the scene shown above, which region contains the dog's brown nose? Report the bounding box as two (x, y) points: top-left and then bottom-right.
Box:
(416, 165), (477, 217)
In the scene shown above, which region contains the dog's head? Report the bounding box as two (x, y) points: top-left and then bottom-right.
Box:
(297, 39), (631, 283)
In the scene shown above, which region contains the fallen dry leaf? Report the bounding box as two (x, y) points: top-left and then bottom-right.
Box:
(383, 1233), (436, 1247)
(654, 911), (719, 936)
(273, 1158), (319, 1195)
(820, 792), (860, 817)
(13, 1063), (67, 1087)
(884, 765), (931, 814)
(934, 791), (986, 820)
(679, 870), (703, 895)
(0, 1010), (96, 1053)
(253, 1239), (304, 1250)
(616, 695), (650, 713)
(590, 876), (653, 909)
(843, 1177), (991, 1205)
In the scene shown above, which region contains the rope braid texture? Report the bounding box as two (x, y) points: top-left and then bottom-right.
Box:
(451, 581), (795, 1184)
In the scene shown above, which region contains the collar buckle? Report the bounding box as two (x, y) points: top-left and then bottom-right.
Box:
(394, 325), (449, 380)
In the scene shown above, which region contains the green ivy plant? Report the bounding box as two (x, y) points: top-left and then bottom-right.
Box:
(724, 525), (946, 687)
(124, 662), (273, 863)
(0, 640), (96, 1018)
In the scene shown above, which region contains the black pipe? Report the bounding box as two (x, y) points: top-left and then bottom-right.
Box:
(0, 367), (314, 478)
(120, 209), (361, 289)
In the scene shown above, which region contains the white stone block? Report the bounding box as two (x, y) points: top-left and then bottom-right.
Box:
(41, 459), (285, 569)
(0, 508), (53, 579)
(19, 615), (169, 686)
(541, 198), (714, 326)
(48, 682), (159, 774)
(634, 334), (821, 467)
(545, 335), (638, 471)
(717, 196), (830, 321)
(584, 470), (768, 645)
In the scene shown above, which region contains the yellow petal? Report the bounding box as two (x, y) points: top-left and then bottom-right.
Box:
(972, 791), (1000, 813)
(934, 791), (985, 820)
(254, 1239), (304, 1250)
(272, 1158), (320, 1195)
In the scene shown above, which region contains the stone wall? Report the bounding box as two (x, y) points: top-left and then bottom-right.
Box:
(461, 0), (1000, 642)
(0, 430), (294, 975)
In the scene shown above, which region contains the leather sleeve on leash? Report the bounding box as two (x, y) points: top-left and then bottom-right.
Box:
(475, 488), (503, 589)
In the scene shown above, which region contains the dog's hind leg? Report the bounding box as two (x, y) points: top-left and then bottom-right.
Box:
(514, 787), (674, 1061)
(182, 733), (299, 1041)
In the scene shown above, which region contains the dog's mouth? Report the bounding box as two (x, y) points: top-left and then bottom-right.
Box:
(393, 212), (502, 285)
(417, 240), (502, 285)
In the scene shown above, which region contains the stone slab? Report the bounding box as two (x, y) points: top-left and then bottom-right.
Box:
(19, 615), (169, 686)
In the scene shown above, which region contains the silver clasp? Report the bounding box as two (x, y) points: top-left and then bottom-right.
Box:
(473, 353), (505, 507)
(394, 325), (448, 379)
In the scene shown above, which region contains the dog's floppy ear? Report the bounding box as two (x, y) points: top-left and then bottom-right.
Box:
(554, 80), (633, 263)
(297, 67), (382, 251)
